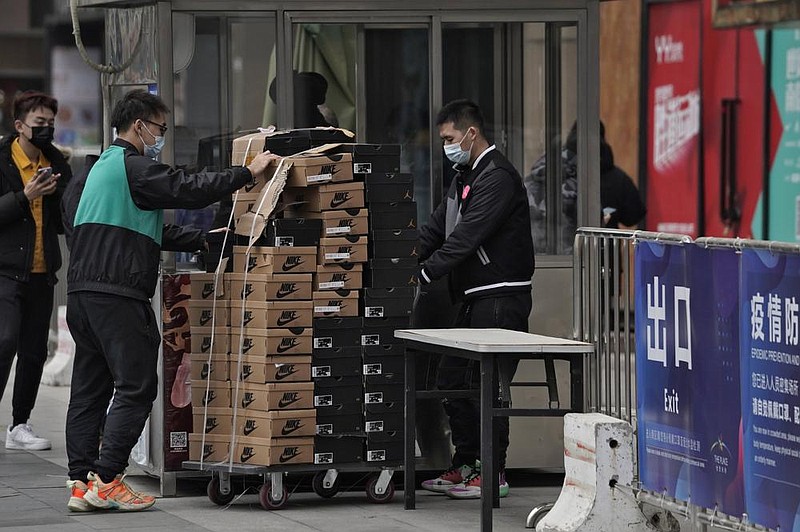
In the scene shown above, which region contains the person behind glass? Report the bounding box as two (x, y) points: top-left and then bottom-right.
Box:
(417, 99), (535, 500)
(61, 89), (278, 513)
(0, 91), (71, 452)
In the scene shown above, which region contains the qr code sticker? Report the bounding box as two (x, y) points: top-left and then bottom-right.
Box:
(170, 431), (188, 449)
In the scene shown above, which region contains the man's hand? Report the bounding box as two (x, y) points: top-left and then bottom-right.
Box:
(246, 150), (281, 181)
(416, 265), (431, 286)
(24, 169), (59, 201)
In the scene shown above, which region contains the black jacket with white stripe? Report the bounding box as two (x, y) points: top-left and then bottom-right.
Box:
(419, 147), (535, 301)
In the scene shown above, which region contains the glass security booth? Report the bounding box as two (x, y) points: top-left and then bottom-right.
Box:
(77, 0), (601, 493)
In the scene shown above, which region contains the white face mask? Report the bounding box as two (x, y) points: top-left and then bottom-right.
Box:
(137, 121), (165, 159)
(444, 128), (474, 165)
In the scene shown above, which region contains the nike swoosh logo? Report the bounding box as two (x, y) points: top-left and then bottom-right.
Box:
(245, 182), (257, 192)
(276, 315), (298, 327)
(276, 287), (300, 299)
(201, 286), (214, 299)
(241, 451), (255, 462)
(243, 425), (256, 436)
(279, 452), (299, 463)
(281, 424), (303, 436)
(242, 396), (255, 408)
(282, 259), (304, 272)
(278, 396), (300, 408)
(275, 366), (299, 380)
(329, 195), (351, 209)
(276, 340), (300, 354)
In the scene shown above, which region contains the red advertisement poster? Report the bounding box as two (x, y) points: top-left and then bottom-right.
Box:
(645, 0), (702, 237)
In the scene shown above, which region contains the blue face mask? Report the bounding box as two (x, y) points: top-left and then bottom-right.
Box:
(138, 121), (165, 159)
(443, 128), (474, 166)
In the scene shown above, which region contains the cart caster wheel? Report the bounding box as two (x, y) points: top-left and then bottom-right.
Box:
(207, 477), (235, 506)
(365, 474), (395, 504)
(259, 481), (289, 510)
(312, 471), (340, 498)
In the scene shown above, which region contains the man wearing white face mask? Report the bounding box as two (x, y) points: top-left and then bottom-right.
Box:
(61, 89), (278, 512)
(418, 99), (534, 500)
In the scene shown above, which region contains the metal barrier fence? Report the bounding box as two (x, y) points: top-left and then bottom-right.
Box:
(571, 228), (797, 532)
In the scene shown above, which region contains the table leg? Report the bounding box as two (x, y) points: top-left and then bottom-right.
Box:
(480, 355), (495, 532)
(492, 359), (500, 509)
(570, 355), (585, 413)
(404, 348), (417, 510)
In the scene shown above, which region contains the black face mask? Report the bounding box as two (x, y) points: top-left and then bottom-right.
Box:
(26, 126), (54, 149)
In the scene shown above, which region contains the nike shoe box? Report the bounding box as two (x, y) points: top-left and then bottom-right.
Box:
(190, 354), (230, 382)
(192, 407), (233, 436)
(364, 412), (404, 441)
(263, 218), (323, 247)
(190, 273), (229, 301)
(313, 289), (360, 318)
(363, 383), (404, 414)
(316, 413), (364, 436)
(369, 229), (419, 259)
(232, 192), (261, 221)
(265, 327), (312, 355)
(233, 355), (311, 383)
(312, 346), (362, 379)
(365, 173), (414, 203)
(230, 300), (313, 329)
(285, 153), (354, 188)
(333, 143), (401, 175)
(228, 273), (312, 301)
(360, 317), (410, 347)
(305, 208), (369, 237)
(365, 439), (403, 463)
(188, 300), (230, 328)
(362, 287), (415, 318)
(318, 236), (368, 265)
(315, 263), (363, 291)
(313, 317), (364, 350)
(283, 182), (365, 213)
(362, 344), (404, 382)
(263, 128), (355, 157)
(235, 436), (314, 466)
(232, 246), (316, 275)
(191, 380), (231, 408)
(235, 409), (316, 439)
(189, 433), (229, 462)
(368, 201), (418, 231)
(235, 382), (314, 411)
(314, 435), (365, 464)
(314, 375), (364, 416)
(365, 258), (419, 289)
(190, 327), (230, 354)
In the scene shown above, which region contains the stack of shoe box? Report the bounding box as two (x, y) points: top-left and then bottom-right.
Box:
(353, 144), (418, 465)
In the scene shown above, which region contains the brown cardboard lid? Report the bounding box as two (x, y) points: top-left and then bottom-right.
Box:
(319, 236), (368, 245)
(188, 300), (230, 309)
(316, 263), (364, 273)
(189, 353), (229, 362)
(239, 408), (316, 421)
(237, 436), (314, 446)
(191, 380), (230, 389)
(239, 381), (314, 392)
(313, 290), (359, 300)
(189, 433), (230, 443)
(192, 407), (232, 416)
(320, 208), (368, 219)
(263, 327), (311, 338)
(264, 355), (312, 364)
(317, 181), (364, 192)
(190, 326), (231, 335)
(229, 300), (269, 309)
(264, 300), (313, 310)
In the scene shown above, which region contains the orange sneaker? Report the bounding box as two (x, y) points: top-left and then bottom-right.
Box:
(83, 472), (155, 511)
(66, 479), (95, 512)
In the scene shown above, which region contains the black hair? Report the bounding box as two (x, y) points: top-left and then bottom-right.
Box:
(110, 89), (171, 133)
(436, 99), (486, 136)
(565, 120), (606, 152)
(13, 91), (58, 121)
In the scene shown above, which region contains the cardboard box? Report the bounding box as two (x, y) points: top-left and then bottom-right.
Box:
(235, 409), (316, 439)
(191, 380), (231, 408)
(318, 236), (368, 265)
(336, 143), (401, 175)
(312, 346), (363, 379)
(232, 192), (262, 221)
(236, 382), (314, 411)
(313, 290), (360, 318)
(365, 258), (418, 289)
(234, 355), (312, 384)
(264, 128), (356, 156)
(266, 327), (313, 355)
(362, 344), (404, 381)
(365, 172), (414, 203)
(284, 153), (353, 187)
(369, 229), (419, 259)
(283, 182), (365, 212)
(315, 263), (363, 291)
(265, 218), (323, 247)
(235, 436), (314, 466)
(316, 413), (364, 436)
(363, 387), (404, 415)
(314, 435), (364, 465)
(229, 273), (312, 301)
(368, 201), (418, 231)
(312, 317), (364, 350)
(231, 131), (268, 166)
(188, 300), (230, 328)
(189, 433), (230, 462)
(314, 376), (364, 416)
(360, 317), (411, 347)
(229, 327), (268, 356)
(362, 287), (415, 319)
(189, 273), (229, 301)
(192, 407), (233, 436)
(190, 354), (230, 382)
(305, 208), (369, 237)
(232, 246), (317, 274)
(364, 412), (404, 439)
(190, 327), (230, 354)
(365, 440), (403, 463)
(230, 301), (313, 329)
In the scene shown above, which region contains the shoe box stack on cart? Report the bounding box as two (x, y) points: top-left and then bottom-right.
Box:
(182, 128), (419, 510)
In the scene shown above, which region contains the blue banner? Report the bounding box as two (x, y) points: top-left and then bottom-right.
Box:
(636, 242), (743, 515)
(741, 250), (800, 531)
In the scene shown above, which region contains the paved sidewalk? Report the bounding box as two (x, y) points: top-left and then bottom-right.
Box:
(0, 378), (563, 531)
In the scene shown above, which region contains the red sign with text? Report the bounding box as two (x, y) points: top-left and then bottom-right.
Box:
(645, 0), (702, 237)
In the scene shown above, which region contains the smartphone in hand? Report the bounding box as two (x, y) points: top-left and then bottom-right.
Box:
(35, 167), (53, 182)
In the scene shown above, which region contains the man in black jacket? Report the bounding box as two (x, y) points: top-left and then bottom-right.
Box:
(62, 90), (277, 512)
(0, 91), (71, 452)
(418, 100), (535, 499)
